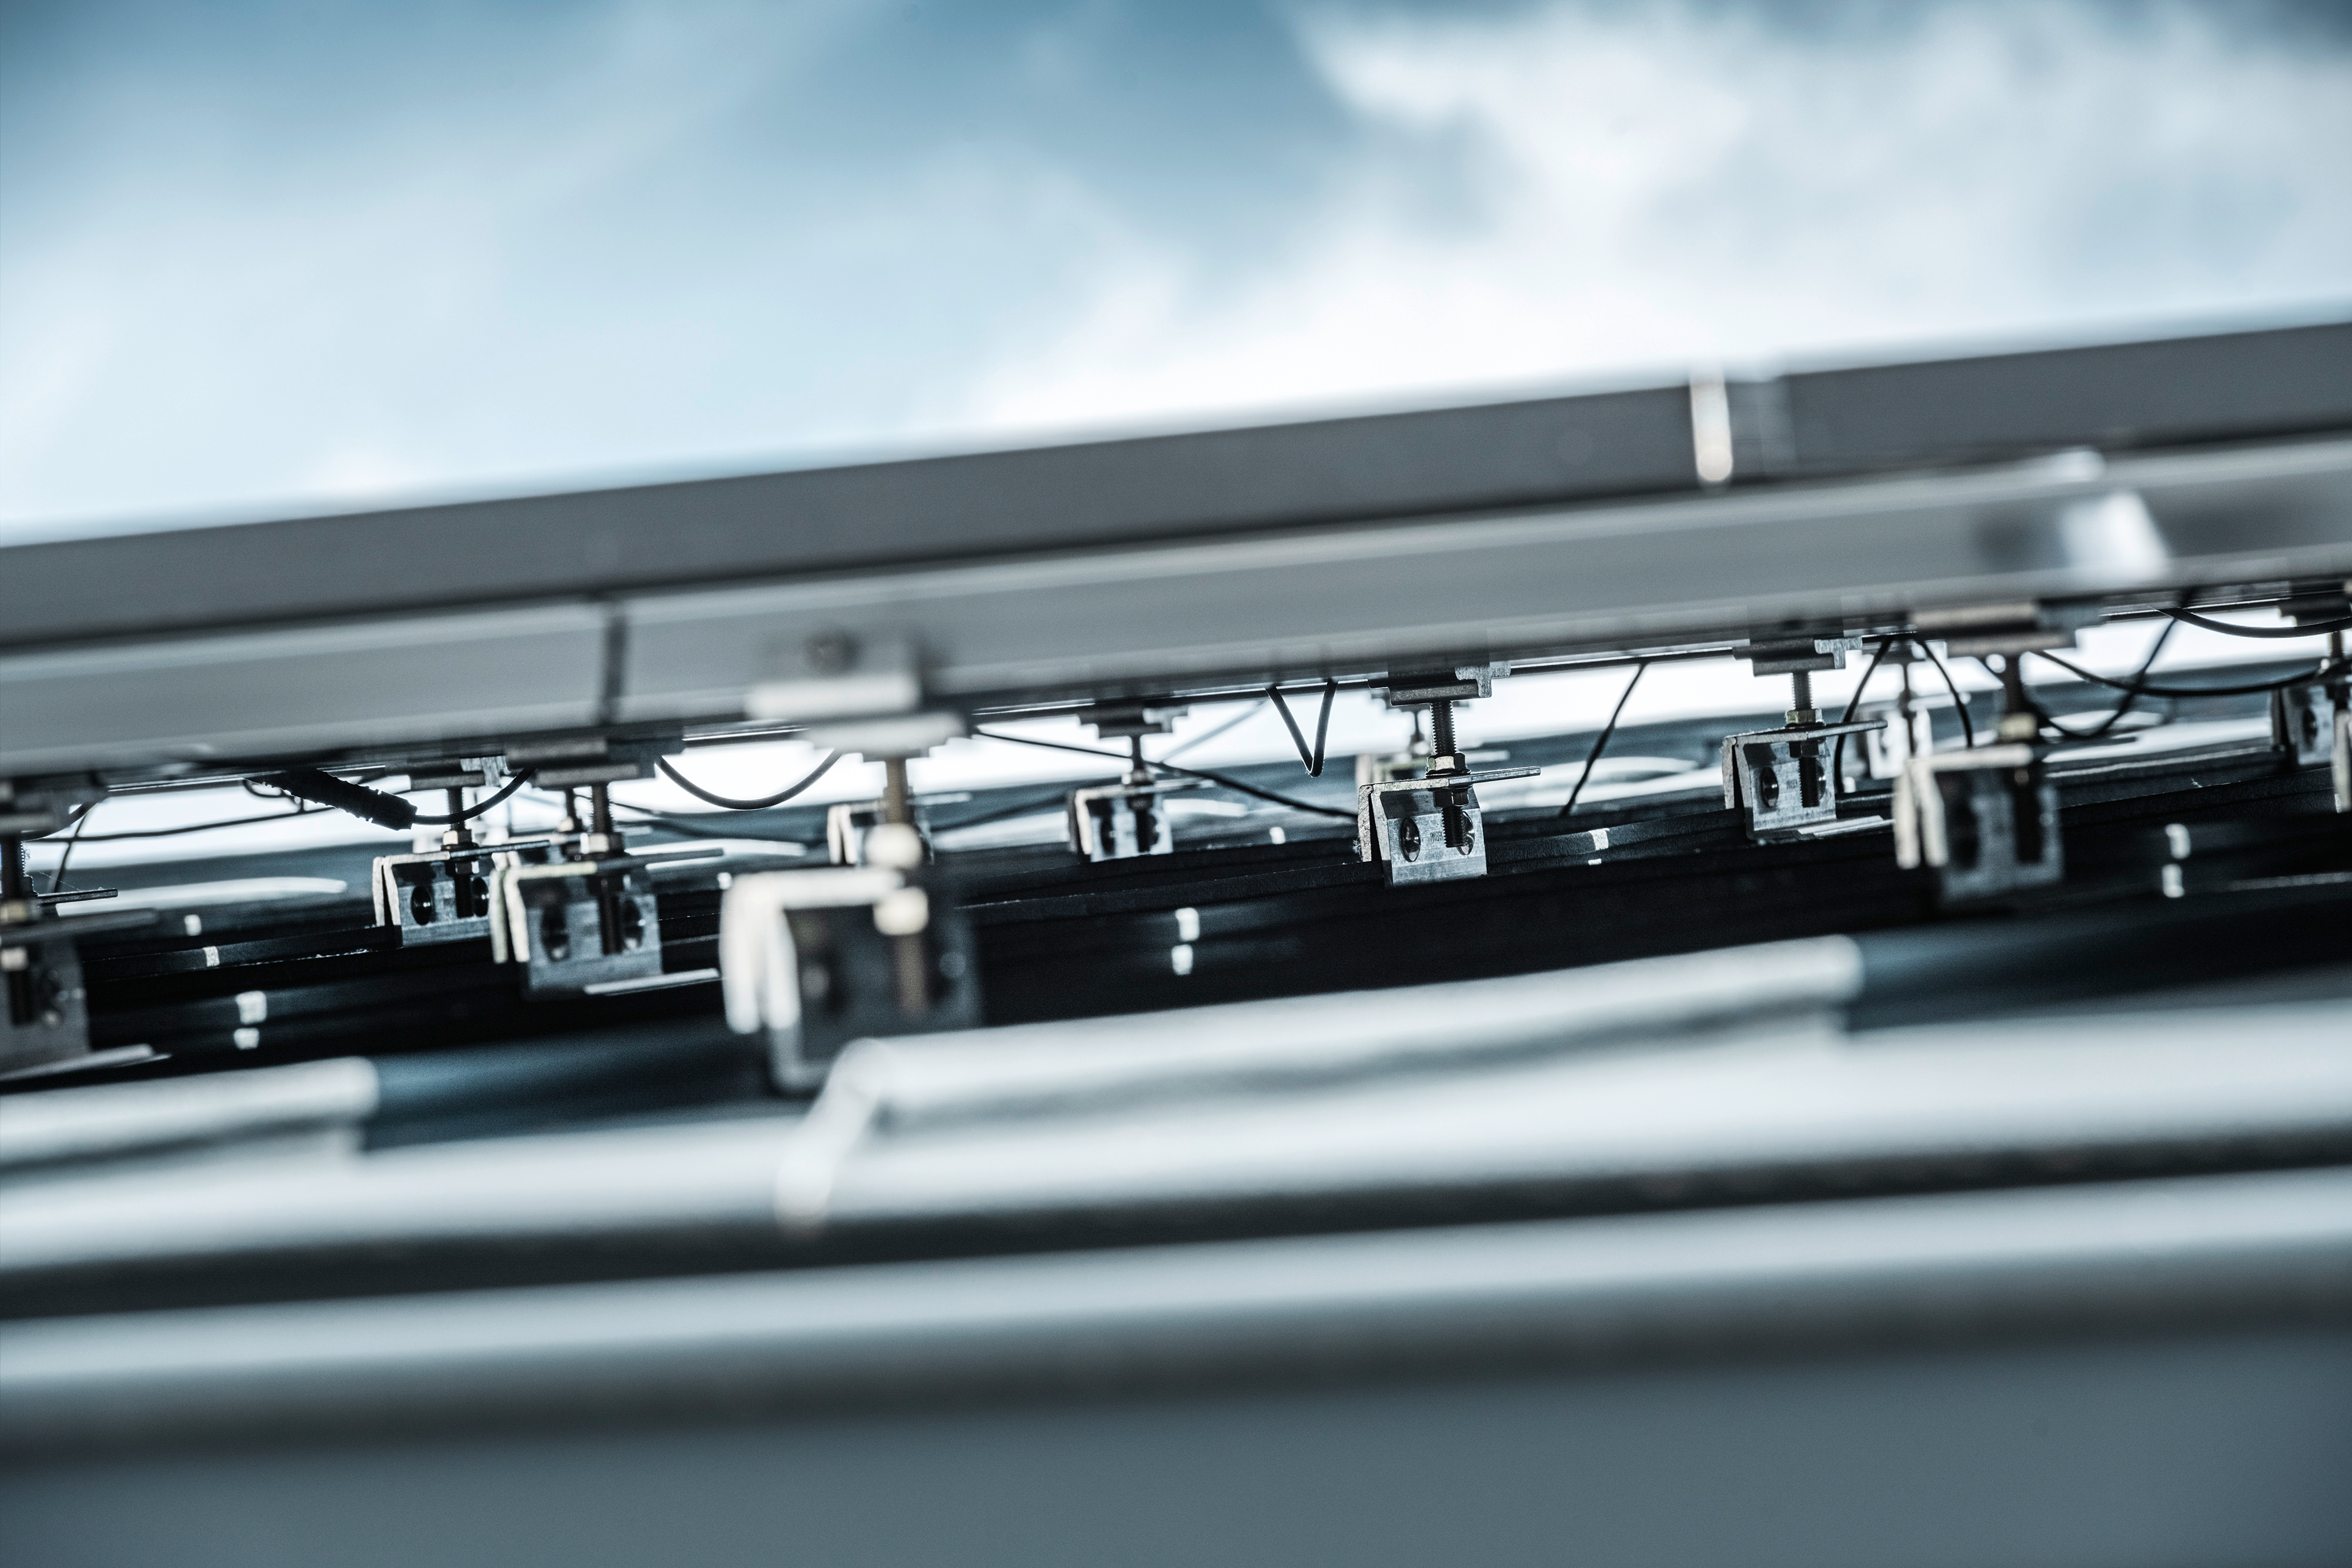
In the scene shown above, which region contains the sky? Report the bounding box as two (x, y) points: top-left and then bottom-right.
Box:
(4, 0), (2349, 539)
(7, 0), (2351, 860)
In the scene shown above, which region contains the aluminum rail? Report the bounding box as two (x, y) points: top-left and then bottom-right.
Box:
(6, 319), (2346, 653)
(8, 434), (2352, 778)
(11, 992), (2352, 1283)
(6, 1165), (2352, 1452)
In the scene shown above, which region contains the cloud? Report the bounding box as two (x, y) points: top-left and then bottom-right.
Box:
(962, 1), (2352, 433)
(2, 2), (2345, 539)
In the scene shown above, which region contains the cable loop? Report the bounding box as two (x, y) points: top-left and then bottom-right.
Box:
(1267, 680), (1337, 777)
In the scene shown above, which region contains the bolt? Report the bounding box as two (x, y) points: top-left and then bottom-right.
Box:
(1428, 700), (1457, 763)
(1785, 670), (1820, 727)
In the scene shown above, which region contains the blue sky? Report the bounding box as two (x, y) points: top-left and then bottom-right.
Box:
(4, 0), (2349, 539)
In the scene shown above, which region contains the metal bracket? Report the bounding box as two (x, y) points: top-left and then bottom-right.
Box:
(1378, 664), (1508, 708)
(373, 835), (574, 946)
(2273, 682), (2337, 769)
(720, 867), (982, 1090)
(1081, 701), (1189, 739)
(1893, 744), (2064, 902)
(1912, 602), (2099, 658)
(1355, 767), (1537, 886)
(2337, 709), (2352, 815)
(1720, 721), (1880, 839)
(1068, 779), (1200, 862)
(2266, 680), (2350, 811)
(1, 904), (151, 1077)
(1858, 700), (1940, 783)
(1738, 637), (1864, 676)
(488, 847), (714, 995)
(828, 801), (936, 867)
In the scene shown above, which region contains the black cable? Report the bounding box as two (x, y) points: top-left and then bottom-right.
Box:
(46, 800), (98, 893)
(252, 768), (415, 830)
(656, 751), (842, 811)
(1161, 698), (1268, 763)
(50, 806), (314, 842)
(972, 728), (1357, 819)
(1558, 661), (1648, 818)
(2030, 650), (2335, 699)
(602, 805), (814, 845)
(410, 771), (533, 824)
(38, 771), (526, 847)
(2165, 607), (2352, 639)
(933, 783), (1117, 833)
(1909, 637), (1977, 748)
(1267, 680), (1337, 777)
(1827, 639), (1895, 794)
(1160, 764), (1357, 820)
(2000, 618), (2180, 742)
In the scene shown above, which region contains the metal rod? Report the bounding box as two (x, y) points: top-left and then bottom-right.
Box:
(881, 760), (912, 826)
(1429, 700), (1457, 760)
(880, 757), (928, 1015)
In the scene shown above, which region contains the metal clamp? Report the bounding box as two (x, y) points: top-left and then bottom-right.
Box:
(1068, 778), (1200, 862)
(1720, 721), (1880, 840)
(1355, 767), (1537, 887)
(720, 867), (982, 1089)
(488, 847), (716, 995)
(1893, 744), (2064, 902)
(372, 835), (572, 946)
(1, 902), (151, 1078)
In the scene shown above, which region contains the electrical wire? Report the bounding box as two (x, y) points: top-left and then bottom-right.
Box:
(1999, 617), (2180, 742)
(46, 800), (99, 893)
(602, 804), (814, 845)
(932, 783), (1115, 833)
(1267, 680), (1338, 777)
(2029, 650), (2335, 699)
(1909, 637), (1977, 748)
(1827, 639), (1896, 794)
(971, 728), (1357, 818)
(1558, 661), (1648, 818)
(44, 806), (315, 842)
(2165, 607), (2352, 639)
(655, 751), (841, 811)
(1160, 699), (1268, 763)
(410, 771), (534, 824)
(32, 770), (527, 847)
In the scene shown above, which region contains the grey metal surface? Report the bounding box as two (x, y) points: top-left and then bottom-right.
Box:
(5, 320), (2344, 656)
(0, 1058), (377, 1171)
(9, 434), (2352, 777)
(6, 1324), (2348, 1568)
(9, 1164), (2352, 1448)
(5, 1169), (2352, 1568)
(11, 989), (2352, 1279)
(0, 601), (610, 773)
(617, 436), (2352, 717)
(1779, 318), (2352, 470)
(819, 937), (1862, 1133)
(2, 384), (1698, 650)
